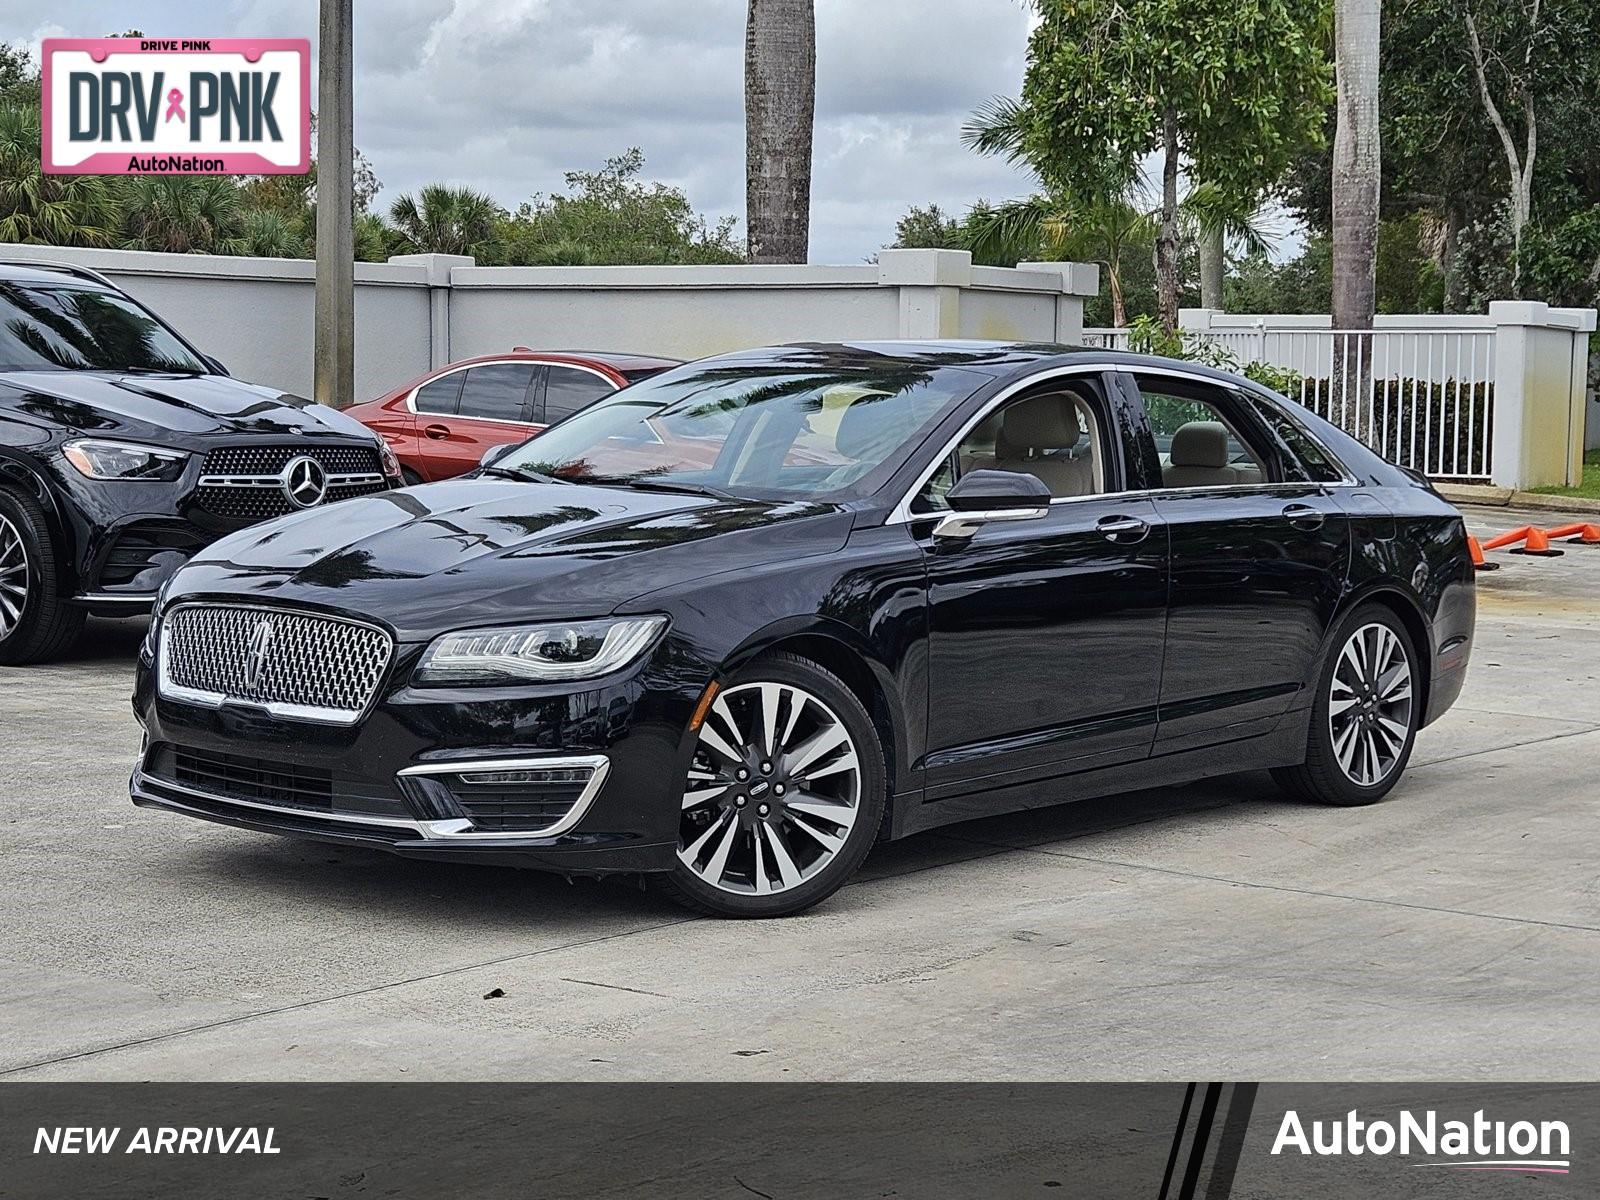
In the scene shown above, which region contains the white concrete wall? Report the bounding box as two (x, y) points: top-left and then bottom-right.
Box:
(0, 245), (1098, 401)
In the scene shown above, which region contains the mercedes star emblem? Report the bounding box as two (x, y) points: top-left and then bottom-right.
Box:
(281, 455), (328, 508)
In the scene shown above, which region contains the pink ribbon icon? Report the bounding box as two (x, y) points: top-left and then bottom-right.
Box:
(164, 88), (185, 123)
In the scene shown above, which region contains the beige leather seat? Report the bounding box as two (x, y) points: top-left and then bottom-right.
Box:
(1162, 421), (1245, 487)
(968, 394), (1094, 499)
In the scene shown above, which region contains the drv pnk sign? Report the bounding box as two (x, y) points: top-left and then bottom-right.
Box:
(42, 38), (310, 175)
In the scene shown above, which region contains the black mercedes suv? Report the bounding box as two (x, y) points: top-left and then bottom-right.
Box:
(0, 261), (400, 663)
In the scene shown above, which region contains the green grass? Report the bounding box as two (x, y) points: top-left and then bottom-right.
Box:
(1528, 449), (1600, 499)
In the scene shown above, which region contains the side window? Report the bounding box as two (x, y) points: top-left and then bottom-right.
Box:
(1245, 395), (1347, 484)
(543, 366), (616, 424)
(1135, 377), (1272, 489)
(412, 371), (464, 416)
(457, 363), (538, 422)
(915, 387), (1108, 511)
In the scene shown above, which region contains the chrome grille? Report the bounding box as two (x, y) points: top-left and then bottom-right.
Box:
(201, 445), (381, 476)
(158, 604), (393, 724)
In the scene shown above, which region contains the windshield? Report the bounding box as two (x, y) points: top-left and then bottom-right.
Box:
(0, 282), (208, 374)
(497, 358), (984, 501)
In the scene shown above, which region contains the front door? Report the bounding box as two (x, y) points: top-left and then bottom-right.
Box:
(419, 361), (542, 480)
(914, 380), (1169, 803)
(1123, 372), (1351, 752)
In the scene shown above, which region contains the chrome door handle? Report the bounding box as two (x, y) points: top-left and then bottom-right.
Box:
(1283, 503), (1326, 530)
(1096, 514), (1150, 543)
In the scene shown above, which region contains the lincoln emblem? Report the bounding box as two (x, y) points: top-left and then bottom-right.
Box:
(242, 619), (274, 692)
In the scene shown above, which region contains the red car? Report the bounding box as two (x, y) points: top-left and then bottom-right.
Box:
(348, 349), (681, 483)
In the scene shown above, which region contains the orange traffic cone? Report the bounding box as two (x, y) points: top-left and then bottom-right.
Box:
(1510, 526), (1564, 557)
(1467, 535), (1499, 571)
(1544, 522), (1600, 545)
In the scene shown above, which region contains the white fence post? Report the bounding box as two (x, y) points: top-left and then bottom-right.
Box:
(1017, 261), (1099, 344)
(1488, 301), (1597, 490)
(877, 248), (970, 339)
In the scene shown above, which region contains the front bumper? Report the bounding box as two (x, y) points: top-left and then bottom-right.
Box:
(130, 638), (699, 875)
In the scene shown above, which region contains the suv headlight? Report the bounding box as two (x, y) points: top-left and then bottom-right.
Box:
(414, 616), (667, 685)
(378, 440), (403, 482)
(63, 439), (188, 482)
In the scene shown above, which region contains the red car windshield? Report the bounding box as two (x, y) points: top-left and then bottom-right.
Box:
(496, 360), (984, 501)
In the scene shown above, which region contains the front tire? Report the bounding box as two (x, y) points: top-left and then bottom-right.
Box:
(0, 487), (85, 666)
(1273, 604), (1419, 806)
(659, 652), (886, 918)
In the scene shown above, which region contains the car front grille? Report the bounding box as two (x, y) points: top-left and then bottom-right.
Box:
(202, 445), (381, 477)
(158, 604), (394, 724)
(194, 444), (388, 524)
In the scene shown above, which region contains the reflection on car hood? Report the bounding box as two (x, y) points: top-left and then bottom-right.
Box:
(169, 478), (853, 639)
(0, 370), (373, 442)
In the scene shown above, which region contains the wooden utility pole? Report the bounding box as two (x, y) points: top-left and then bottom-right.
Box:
(314, 0), (355, 408)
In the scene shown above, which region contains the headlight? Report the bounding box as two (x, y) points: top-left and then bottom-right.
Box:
(414, 615), (667, 685)
(63, 439), (188, 482)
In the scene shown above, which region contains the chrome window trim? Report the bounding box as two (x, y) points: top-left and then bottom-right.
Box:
(155, 601), (395, 728)
(405, 358), (618, 426)
(397, 754), (611, 841)
(885, 361), (1358, 526)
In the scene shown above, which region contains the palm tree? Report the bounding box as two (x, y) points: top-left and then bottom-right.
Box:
(387, 184), (500, 256)
(0, 104), (116, 246)
(745, 0), (815, 263)
(967, 194), (1154, 328)
(1331, 0), (1381, 422)
(120, 176), (246, 254)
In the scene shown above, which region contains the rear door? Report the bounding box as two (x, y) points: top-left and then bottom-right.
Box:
(537, 363), (620, 427)
(418, 361), (541, 480)
(1120, 371), (1351, 752)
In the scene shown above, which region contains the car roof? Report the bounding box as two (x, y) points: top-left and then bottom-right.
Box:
(706, 339), (1261, 391)
(493, 349), (682, 371)
(0, 260), (119, 290)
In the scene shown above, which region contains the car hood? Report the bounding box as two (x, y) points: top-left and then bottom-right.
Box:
(168, 478), (854, 640)
(0, 370), (374, 444)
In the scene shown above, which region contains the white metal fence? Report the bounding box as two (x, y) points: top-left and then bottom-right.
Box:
(1085, 323), (1498, 481)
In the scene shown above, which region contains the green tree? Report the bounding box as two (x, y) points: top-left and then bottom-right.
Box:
(0, 103), (118, 246)
(387, 184), (501, 256)
(983, 0), (1333, 329)
(120, 176), (246, 253)
(490, 150), (741, 266)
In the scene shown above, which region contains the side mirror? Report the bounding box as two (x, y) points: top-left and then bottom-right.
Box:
(479, 443), (517, 469)
(934, 469), (1051, 541)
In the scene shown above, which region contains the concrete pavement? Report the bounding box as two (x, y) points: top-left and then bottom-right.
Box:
(2, 507), (1596, 1080)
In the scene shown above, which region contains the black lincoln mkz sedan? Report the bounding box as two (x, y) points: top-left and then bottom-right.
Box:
(131, 341), (1475, 917)
(0, 260), (400, 664)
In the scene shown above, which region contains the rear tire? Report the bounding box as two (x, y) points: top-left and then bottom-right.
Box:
(400, 467), (425, 487)
(0, 487), (85, 665)
(657, 652), (886, 918)
(1272, 603), (1419, 807)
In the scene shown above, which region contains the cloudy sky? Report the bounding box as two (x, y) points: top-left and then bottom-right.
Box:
(7, 0), (1041, 263)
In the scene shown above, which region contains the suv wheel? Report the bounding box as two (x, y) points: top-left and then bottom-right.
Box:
(1273, 604), (1419, 806)
(659, 652), (886, 918)
(0, 488), (85, 665)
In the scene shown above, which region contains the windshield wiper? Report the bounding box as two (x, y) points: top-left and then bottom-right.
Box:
(614, 478), (738, 501)
(479, 465), (565, 484)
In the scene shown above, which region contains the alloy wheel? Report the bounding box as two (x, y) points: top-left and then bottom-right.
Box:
(678, 681), (862, 895)
(1329, 622), (1414, 787)
(0, 513), (28, 641)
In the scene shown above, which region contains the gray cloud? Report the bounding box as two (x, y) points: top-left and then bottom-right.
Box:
(9, 0), (1038, 262)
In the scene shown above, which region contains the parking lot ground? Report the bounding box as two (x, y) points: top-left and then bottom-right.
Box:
(2, 505), (1597, 1081)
